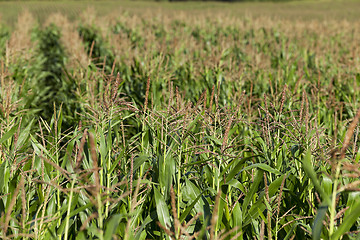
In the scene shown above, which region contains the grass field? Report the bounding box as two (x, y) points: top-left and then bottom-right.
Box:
(0, 1), (360, 239)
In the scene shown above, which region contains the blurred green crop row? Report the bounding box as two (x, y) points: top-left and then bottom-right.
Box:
(0, 6), (360, 240)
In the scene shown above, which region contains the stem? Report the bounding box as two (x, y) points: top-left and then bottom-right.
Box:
(64, 178), (76, 240)
(105, 152), (111, 218)
(177, 149), (182, 238)
(329, 161), (341, 237)
(105, 110), (113, 218)
(97, 192), (104, 240)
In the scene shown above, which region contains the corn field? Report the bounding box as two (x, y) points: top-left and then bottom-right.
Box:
(0, 2), (360, 239)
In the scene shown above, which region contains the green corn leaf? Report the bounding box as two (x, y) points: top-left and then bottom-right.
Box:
(239, 163), (281, 175)
(321, 175), (333, 196)
(243, 198), (267, 227)
(186, 114), (201, 131)
(154, 187), (171, 231)
(133, 155), (148, 172)
(355, 146), (360, 163)
(181, 157), (215, 169)
(204, 136), (222, 146)
(224, 155), (259, 183)
(76, 232), (87, 240)
(104, 214), (125, 239)
(183, 178), (204, 216)
(0, 161), (10, 192)
(268, 174), (286, 197)
(30, 135), (56, 162)
(242, 169), (264, 220)
(331, 200), (360, 240)
(313, 204), (328, 240)
(302, 150), (331, 206)
(16, 119), (33, 149)
(231, 202), (242, 228)
(68, 202), (93, 219)
(225, 179), (245, 193)
(218, 192), (230, 229)
(0, 124), (18, 145)
(135, 212), (157, 239)
(284, 223), (299, 240)
(179, 190), (206, 223)
(109, 148), (125, 174)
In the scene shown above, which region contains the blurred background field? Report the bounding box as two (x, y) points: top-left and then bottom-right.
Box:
(1, 0), (360, 239)
(1, 0), (360, 25)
